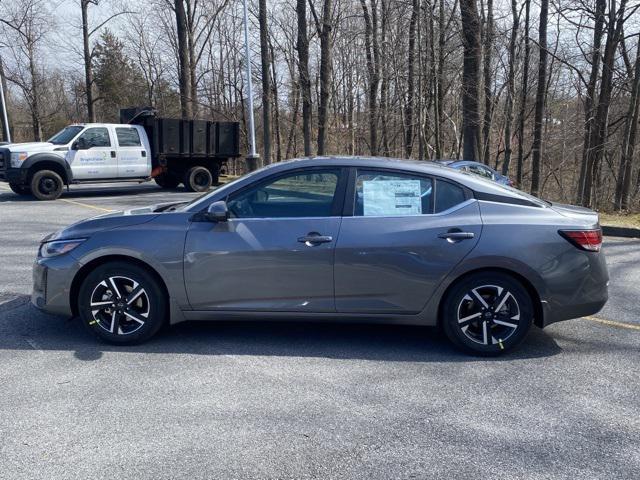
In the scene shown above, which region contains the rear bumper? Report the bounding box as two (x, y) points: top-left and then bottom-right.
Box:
(539, 250), (609, 327)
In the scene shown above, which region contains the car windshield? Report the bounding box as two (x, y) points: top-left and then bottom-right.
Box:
(47, 126), (84, 145)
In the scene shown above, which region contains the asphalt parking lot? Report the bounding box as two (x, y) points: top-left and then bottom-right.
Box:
(0, 182), (639, 479)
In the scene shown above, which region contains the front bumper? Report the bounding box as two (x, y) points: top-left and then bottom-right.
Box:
(31, 254), (80, 317)
(0, 167), (28, 185)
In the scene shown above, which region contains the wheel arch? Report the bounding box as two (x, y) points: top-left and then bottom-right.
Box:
(24, 154), (72, 184)
(70, 254), (170, 318)
(437, 267), (545, 328)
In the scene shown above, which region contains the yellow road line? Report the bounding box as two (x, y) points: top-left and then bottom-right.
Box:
(584, 316), (640, 331)
(58, 198), (114, 213)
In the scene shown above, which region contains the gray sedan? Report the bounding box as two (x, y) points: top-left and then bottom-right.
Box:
(32, 157), (608, 355)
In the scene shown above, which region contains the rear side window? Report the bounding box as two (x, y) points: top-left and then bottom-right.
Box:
(435, 180), (466, 213)
(355, 170), (433, 216)
(116, 128), (142, 147)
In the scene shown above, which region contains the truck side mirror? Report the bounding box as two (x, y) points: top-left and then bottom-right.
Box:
(205, 201), (229, 222)
(72, 138), (87, 150)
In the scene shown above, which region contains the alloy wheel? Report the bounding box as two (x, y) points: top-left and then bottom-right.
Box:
(89, 276), (150, 335)
(456, 284), (521, 346)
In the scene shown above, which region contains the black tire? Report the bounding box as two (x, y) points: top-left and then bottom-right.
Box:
(154, 173), (181, 189)
(9, 183), (31, 196)
(183, 166), (213, 192)
(441, 272), (534, 356)
(30, 169), (64, 201)
(78, 261), (167, 345)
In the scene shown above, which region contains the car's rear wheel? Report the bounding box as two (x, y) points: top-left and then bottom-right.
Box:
(184, 166), (212, 192)
(442, 272), (533, 355)
(9, 183), (31, 196)
(30, 170), (63, 200)
(78, 261), (166, 344)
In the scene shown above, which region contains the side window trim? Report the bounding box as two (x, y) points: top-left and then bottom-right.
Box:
(223, 166), (348, 219)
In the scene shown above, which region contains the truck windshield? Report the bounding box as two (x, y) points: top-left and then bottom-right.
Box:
(48, 126), (84, 145)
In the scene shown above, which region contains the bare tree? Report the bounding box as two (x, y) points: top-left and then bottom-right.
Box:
(460, 0), (481, 161)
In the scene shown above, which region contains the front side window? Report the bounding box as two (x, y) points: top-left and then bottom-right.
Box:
(116, 128), (141, 147)
(77, 127), (111, 148)
(227, 169), (340, 218)
(469, 165), (493, 179)
(48, 126), (84, 145)
(355, 170), (433, 216)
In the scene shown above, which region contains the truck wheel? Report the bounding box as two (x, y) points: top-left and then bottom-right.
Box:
(184, 166), (212, 192)
(154, 174), (180, 189)
(9, 183), (31, 196)
(30, 170), (64, 201)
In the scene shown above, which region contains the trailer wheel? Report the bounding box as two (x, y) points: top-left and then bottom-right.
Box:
(184, 166), (212, 192)
(30, 170), (64, 201)
(154, 173), (180, 189)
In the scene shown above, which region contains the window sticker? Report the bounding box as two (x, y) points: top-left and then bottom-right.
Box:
(362, 179), (422, 216)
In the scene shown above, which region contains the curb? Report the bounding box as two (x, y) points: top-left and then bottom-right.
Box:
(602, 225), (640, 238)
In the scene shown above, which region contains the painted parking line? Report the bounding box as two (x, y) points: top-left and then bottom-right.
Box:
(58, 198), (114, 213)
(584, 316), (640, 331)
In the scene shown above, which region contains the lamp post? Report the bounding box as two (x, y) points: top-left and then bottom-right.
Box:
(242, 0), (260, 171)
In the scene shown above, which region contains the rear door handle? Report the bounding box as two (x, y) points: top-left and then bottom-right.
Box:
(297, 233), (333, 246)
(111, 151), (116, 158)
(438, 231), (475, 241)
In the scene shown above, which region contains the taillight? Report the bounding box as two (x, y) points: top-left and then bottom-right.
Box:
(559, 229), (602, 252)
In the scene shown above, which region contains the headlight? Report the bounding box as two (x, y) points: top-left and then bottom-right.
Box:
(39, 239), (86, 258)
(10, 152), (29, 167)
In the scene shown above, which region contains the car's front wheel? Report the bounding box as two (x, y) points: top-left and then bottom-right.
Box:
(442, 272), (533, 355)
(78, 261), (166, 344)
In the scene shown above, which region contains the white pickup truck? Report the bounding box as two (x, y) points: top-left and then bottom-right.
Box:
(0, 114), (239, 200)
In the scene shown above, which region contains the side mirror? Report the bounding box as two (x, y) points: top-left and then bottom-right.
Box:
(205, 200), (229, 222)
(73, 138), (87, 150)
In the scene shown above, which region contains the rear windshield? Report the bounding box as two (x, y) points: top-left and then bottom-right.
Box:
(48, 126), (84, 145)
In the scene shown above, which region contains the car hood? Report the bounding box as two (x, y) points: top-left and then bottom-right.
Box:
(5, 142), (56, 153)
(44, 207), (163, 243)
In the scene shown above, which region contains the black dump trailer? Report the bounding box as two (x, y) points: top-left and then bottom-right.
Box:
(120, 107), (240, 191)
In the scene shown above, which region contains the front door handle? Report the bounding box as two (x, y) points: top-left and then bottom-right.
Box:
(111, 150), (116, 158)
(297, 232), (333, 246)
(438, 231), (475, 242)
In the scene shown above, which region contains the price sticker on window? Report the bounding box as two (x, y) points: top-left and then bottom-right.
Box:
(362, 180), (422, 216)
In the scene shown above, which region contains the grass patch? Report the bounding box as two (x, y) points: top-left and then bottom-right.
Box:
(599, 212), (640, 229)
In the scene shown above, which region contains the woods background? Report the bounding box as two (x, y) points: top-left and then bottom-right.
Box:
(0, 0), (639, 211)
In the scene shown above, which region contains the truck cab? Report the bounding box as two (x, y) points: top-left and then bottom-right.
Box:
(0, 123), (152, 200)
(0, 112), (240, 200)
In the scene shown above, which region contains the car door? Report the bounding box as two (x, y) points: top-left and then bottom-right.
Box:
(183, 167), (347, 312)
(334, 168), (482, 314)
(67, 127), (117, 179)
(115, 126), (149, 178)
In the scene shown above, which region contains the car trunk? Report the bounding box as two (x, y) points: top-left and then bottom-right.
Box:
(550, 202), (600, 228)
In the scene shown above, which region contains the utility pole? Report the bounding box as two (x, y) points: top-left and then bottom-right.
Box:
(0, 55), (11, 143)
(242, 0), (260, 171)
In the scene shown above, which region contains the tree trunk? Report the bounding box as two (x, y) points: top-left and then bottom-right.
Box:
(481, 0), (494, 164)
(0, 56), (12, 142)
(516, 0), (531, 187)
(583, 0), (627, 208)
(258, 0), (271, 164)
(459, 0), (481, 161)
(316, 0), (333, 155)
(530, 0), (548, 196)
(81, 0), (95, 122)
(576, 0), (606, 205)
(615, 40), (640, 210)
(175, 0), (192, 119)
(501, 0), (518, 176)
(360, 0), (379, 156)
(296, 0), (312, 156)
(403, 0), (419, 158)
